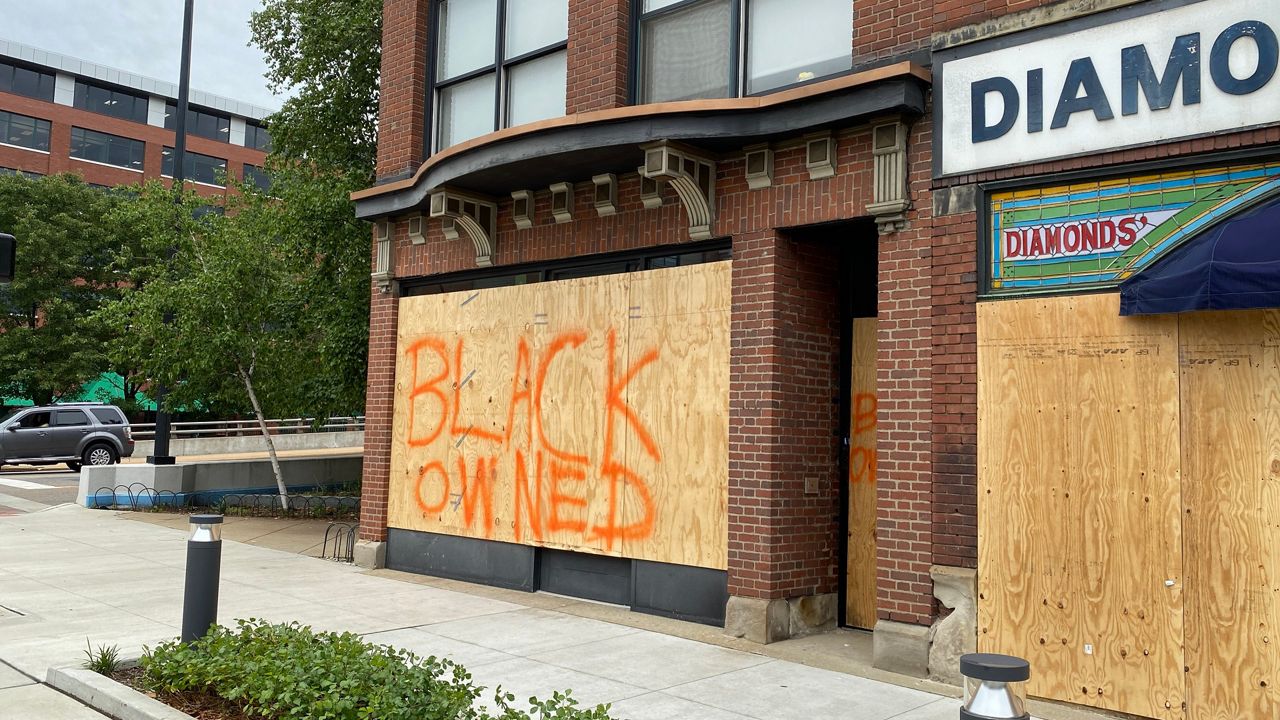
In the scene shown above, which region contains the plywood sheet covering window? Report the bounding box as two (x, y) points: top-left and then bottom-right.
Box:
(977, 293), (1185, 719)
(1180, 310), (1280, 720)
(387, 261), (731, 570)
(846, 317), (878, 630)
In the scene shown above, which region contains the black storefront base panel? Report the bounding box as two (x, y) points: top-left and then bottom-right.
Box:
(386, 528), (728, 626)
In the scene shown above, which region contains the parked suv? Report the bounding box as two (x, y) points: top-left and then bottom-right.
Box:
(0, 403), (134, 471)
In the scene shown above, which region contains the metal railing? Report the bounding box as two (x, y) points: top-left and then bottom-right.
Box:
(129, 416), (364, 440)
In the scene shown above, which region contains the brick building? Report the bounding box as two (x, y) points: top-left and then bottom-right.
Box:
(0, 39), (271, 195)
(353, 1), (1280, 717)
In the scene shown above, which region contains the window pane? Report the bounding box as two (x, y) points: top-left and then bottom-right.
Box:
(437, 73), (496, 149)
(0, 111), (51, 152)
(55, 410), (88, 426)
(73, 81), (150, 123)
(244, 164), (272, 193)
(437, 0), (498, 81)
(90, 408), (123, 424)
(507, 51), (566, 127)
(504, 0), (567, 58)
(640, 0), (733, 102)
(747, 0), (852, 93)
(70, 128), (144, 170)
(643, 0), (686, 11)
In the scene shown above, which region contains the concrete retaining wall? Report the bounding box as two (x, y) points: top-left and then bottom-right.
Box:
(132, 430), (363, 457)
(78, 453), (362, 507)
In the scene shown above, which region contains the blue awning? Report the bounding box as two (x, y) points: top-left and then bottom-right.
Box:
(1120, 192), (1280, 315)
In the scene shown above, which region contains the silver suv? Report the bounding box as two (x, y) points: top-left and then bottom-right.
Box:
(0, 403), (135, 471)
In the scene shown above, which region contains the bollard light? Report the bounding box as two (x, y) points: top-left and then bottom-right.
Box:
(960, 653), (1030, 720)
(181, 514), (223, 643)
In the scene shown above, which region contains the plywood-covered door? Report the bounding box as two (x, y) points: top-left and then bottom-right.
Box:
(845, 317), (878, 629)
(1180, 309), (1280, 720)
(977, 294), (1186, 719)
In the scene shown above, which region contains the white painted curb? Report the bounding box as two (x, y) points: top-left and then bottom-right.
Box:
(45, 665), (194, 720)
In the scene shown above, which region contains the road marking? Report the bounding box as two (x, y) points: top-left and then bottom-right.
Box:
(0, 492), (49, 513)
(0, 478), (58, 490)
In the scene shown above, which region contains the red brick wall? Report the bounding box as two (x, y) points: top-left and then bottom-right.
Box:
(567, 0), (630, 114)
(376, 0), (429, 181)
(359, 224), (402, 542)
(727, 229), (843, 599)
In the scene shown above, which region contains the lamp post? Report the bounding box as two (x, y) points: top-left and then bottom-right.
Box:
(181, 514), (223, 643)
(148, 0), (194, 466)
(0, 233), (14, 284)
(959, 653), (1031, 720)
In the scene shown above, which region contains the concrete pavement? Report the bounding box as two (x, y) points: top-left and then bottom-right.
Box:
(0, 505), (1062, 719)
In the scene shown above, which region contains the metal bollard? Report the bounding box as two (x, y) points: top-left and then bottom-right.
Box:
(181, 514), (223, 643)
(959, 653), (1030, 719)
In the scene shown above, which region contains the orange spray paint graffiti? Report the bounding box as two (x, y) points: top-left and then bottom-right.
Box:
(849, 392), (877, 485)
(403, 330), (663, 548)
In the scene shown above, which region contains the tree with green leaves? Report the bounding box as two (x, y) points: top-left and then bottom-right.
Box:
(99, 182), (317, 505)
(248, 0), (382, 416)
(0, 173), (131, 406)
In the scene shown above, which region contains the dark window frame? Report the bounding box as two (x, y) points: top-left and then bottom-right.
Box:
(90, 407), (125, 425)
(0, 60), (56, 103)
(0, 110), (52, 152)
(69, 127), (145, 171)
(72, 79), (150, 124)
(161, 146), (228, 186)
(401, 238), (731, 296)
(629, 0), (857, 104)
(427, 0), (570, 154)
(54, 409), (90, 427)
(163, 103), (232, 142)
(244, 121), (272, 152)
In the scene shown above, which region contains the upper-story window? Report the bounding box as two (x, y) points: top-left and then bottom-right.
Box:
(432, 0), (569, 151)
(164, 103), (232, 142)
(161, 146), (227, 186)
(0, 110), (51, 152)
(244, 122), (272, 152)
(0, 61), (55, 103)
(73, 80), (149, 123)
(69, 127), (144, 171)
(637, 0), (853, 102)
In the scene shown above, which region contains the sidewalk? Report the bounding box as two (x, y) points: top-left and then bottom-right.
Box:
(0, 505), (1016, 720)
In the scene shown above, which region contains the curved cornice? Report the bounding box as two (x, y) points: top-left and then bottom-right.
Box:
(354, 61), (930, 219)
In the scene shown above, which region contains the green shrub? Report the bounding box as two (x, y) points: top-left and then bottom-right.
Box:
(140, 619), (612, 720)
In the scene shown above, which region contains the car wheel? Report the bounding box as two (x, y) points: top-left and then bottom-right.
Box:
(66, 462), (81, 472)
(83, 444), (118, 467)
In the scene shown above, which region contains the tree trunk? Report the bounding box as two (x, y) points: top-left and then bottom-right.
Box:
(238, 365), (288, 510)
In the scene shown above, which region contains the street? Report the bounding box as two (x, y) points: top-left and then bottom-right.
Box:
(0, 466), (79, 515)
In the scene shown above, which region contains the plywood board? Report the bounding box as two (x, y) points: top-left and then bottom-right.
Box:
(1180, 310), (1280, 720)
(387, 262), (731, 570)
(978, 293), (1185, 719)
(845, 317), (878, 630)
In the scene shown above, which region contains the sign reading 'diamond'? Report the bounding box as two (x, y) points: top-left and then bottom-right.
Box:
(935, 0), (1280, 176)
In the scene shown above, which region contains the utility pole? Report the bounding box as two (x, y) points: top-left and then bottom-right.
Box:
(148, 0), (194, 466)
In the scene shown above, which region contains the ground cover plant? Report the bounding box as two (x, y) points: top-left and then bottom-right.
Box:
(134, 619), (613, 720)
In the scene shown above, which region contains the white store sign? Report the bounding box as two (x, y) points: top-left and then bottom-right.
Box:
(935, 0), (1280, 176)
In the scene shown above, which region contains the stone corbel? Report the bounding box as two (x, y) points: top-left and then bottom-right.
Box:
(428, 187), (498, 267)
(867, 119), (911, 234)
(371, 220), (394, 293)
(640, 140), (715, 240)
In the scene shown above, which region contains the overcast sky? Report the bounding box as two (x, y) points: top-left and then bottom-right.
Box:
(0, 0), (282, 110)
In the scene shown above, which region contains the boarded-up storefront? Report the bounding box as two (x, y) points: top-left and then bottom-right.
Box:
(977, 161), (1280, 718)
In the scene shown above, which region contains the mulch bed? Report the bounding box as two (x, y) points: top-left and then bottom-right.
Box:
(112, 667), (257, 720)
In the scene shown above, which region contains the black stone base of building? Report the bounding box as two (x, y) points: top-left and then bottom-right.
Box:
(386, 528), (728, 626)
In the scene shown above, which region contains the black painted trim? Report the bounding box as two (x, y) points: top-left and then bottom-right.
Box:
(385, 527), (729, 626)
(356, 77), (925, 219)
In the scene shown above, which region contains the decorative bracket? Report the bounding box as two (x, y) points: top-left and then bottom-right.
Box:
(637, 167), (663, 208)
(511, 190), (535, 229)
(867, 120), (910, 234)
(640, 140), (715, 240)
(428, 187), (498, 266)
(371, 221), (394, 293)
